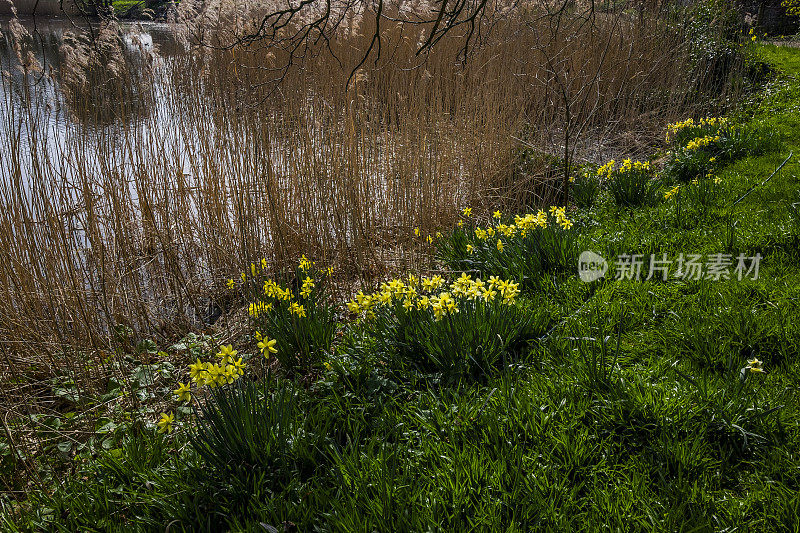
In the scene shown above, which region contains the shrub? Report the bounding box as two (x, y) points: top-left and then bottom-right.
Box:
(683, 0), (744, 93)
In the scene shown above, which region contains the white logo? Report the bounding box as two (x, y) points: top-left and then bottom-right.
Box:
(578, 251), (607, 282)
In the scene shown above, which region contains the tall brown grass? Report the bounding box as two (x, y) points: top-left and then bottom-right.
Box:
(0, 2), (741, 480)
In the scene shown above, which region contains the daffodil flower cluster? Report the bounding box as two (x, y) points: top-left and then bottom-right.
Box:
(249, 264), (319, 320)
(162, 345), (248, 432)
(597, 159), (651, 180)
(665, 117), (727, 143)
(246, 257), (339, 372)
(182, 344), (247, 396)
(346, 272), (520, 322)
(249, 301), (273, 318)
(467, 207), (573, 248)
(684, 135), (721, 151)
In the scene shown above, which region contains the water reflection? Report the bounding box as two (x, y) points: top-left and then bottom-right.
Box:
(0, 17), (184, 127)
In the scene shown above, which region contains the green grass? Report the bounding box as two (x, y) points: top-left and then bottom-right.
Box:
(4, 44), (800, 532)
(112, 0), (144, 15)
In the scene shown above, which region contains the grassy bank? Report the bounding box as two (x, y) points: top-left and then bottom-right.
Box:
(2, 44), (800, 532)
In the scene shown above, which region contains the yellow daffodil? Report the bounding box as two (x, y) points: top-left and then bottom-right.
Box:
(174, 382), (191, 402)
(258, 337), (278, 357)
(231, 357), (246, 375)
(218, 344), (238, 359)
(157, 412), (174, 434)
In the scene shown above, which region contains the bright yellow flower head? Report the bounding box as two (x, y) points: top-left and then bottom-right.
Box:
(157, 412), (175, 434)
(258, 337), (278, 357)
(664, 185), (680, 200)
(493, 210), (502, 219)
(174, 382), (191, 402)
(226, 278), (235, 290)
(462, 207), (473, 217)
(218, 344), (238, 360)
(231, 357), (246, 375)
(597, 160), (615, 178)
(189, 359), (206, 383)
(289, 302), (307, 318)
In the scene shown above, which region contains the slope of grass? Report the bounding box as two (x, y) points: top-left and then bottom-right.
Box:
(3, 45), (800, 532)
